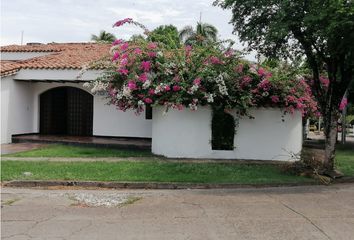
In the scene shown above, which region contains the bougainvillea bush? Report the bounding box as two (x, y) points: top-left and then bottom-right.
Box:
(84, 18), (319, 118)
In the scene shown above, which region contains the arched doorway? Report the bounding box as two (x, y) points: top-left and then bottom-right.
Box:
(40, 87), (93, 136)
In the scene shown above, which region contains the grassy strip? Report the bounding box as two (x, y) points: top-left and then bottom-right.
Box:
(2, 144), (152, 158)
(336, 145), (354, 176)
(1, 161), (314, 184)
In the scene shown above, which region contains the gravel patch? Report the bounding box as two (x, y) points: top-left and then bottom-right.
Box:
(66, 193), (142, 207)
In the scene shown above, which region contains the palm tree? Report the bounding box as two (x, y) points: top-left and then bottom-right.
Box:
(179, 22), (218, 45)
(91, 30), (116, 43)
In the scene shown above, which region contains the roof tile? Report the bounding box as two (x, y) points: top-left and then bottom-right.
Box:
(1, 43), (111, 76)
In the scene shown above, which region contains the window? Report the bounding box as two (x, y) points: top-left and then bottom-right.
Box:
(211, 108), (235, 150)
(145, 105), (152, 120)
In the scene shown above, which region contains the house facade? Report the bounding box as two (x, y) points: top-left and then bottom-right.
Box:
(1, 43), (152, 144)
(1, 43), (302, 160)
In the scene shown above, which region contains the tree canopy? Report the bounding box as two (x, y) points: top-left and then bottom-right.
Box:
(179, 22), (218, 46)
(215, 0), (354, 172)
(147, 25), (181, 48)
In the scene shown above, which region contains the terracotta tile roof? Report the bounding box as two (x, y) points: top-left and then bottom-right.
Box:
(0, 44), (64, 52)
(0, 61), (22, 77)
(0, 43), (111, 76)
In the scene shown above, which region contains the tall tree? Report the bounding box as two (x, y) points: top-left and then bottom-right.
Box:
(91, 30), (116, 43)
(148, 25), (181, 48)
(215, 0), (354, 174)
(179, 22), (218, 45)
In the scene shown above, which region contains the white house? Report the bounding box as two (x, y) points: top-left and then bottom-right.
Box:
(1, 43), (152, 144)
(1, 43), (302, 161)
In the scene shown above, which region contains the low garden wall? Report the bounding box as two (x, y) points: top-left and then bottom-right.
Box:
(152, 106), (302, 161)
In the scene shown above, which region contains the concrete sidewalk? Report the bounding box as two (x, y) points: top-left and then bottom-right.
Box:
(2, 184), (354, 240)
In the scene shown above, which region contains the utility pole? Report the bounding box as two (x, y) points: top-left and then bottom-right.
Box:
(199, 12), (202, 23)
(21, 31), (24, 45)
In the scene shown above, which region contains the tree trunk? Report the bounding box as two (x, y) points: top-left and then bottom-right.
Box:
(324, 110), (338, 171)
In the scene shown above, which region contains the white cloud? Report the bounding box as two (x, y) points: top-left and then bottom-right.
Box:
(107, 7), (182, 24)
(0, 0), (256, 60)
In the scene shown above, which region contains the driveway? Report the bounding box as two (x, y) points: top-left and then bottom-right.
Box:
(2, 184), (354, 240)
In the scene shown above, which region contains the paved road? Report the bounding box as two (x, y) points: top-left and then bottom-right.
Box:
(2, 184), (354, 240)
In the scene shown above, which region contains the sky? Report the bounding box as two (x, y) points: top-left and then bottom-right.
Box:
(1, 0), (256, 60)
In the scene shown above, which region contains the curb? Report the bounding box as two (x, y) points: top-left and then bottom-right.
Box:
(3, 178), (354, 189)
(2, 180), (327, 189)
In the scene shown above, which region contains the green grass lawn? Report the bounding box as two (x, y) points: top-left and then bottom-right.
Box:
(1, 160), (314, 184)
(336, 144), (354, 176)
(1, 143), (353, 184)
(2, 144), (152, 158)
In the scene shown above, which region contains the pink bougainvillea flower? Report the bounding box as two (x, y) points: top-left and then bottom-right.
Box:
(286, 95), (297, 103)
(148, 51), (157, 58)
(185, 45), (192, 56)
(127, 81), (137, 90)
(138, 73), (148, 82)
(224, 49), (234, 57)
(120, 42), (129, 51)
(257, 67), (266, 76)
(296, 102), (305, 109)
(113, 18), (133, 27)
(172, 85), (181, 92)
(147, 42), (157, 49)
(112, 39), (123, 46)
(108, 87), (117, 97)
(148, 89), (155, 95)
(144, 98), (153, 104)
(287, 106), (295, 114)
(120, 58), (128, 66)
(175, 104), (184, 110)
(209, 56), (222, 64)
(185, 45), (192, 51)
(241, 76), (252, 87)
(140, 61), (151, 72)
(251, 88), (259, 94)
(339, 97), (348, 110)
(271, 96), (280, 103)
(118, 68), (129, 75)
(320, 76), (330, 88)
(121, 53), (129, 59)
(258, 79), (271, 91)
(112, 52), (120, 61)
(133, 48), (143, 55)
(173, 76), (181, 82)
(235, 64), (244, 73)
(164, 85), (171, 91)
(193, 77), (202, 86)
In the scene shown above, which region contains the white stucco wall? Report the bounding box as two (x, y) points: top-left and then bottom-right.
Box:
(152, 106), (302, 161)
(2, 69), (152, 143)
(93, 96), (152, 138)
(1, 76), (34, 143)
(14, 69), (103, 81)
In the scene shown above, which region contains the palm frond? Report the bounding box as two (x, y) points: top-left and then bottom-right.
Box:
(179, 26), (195, 42)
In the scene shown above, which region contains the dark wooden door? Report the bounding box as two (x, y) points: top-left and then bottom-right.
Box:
(67, 87), (93, 136)
(40, 87), (93, 136)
